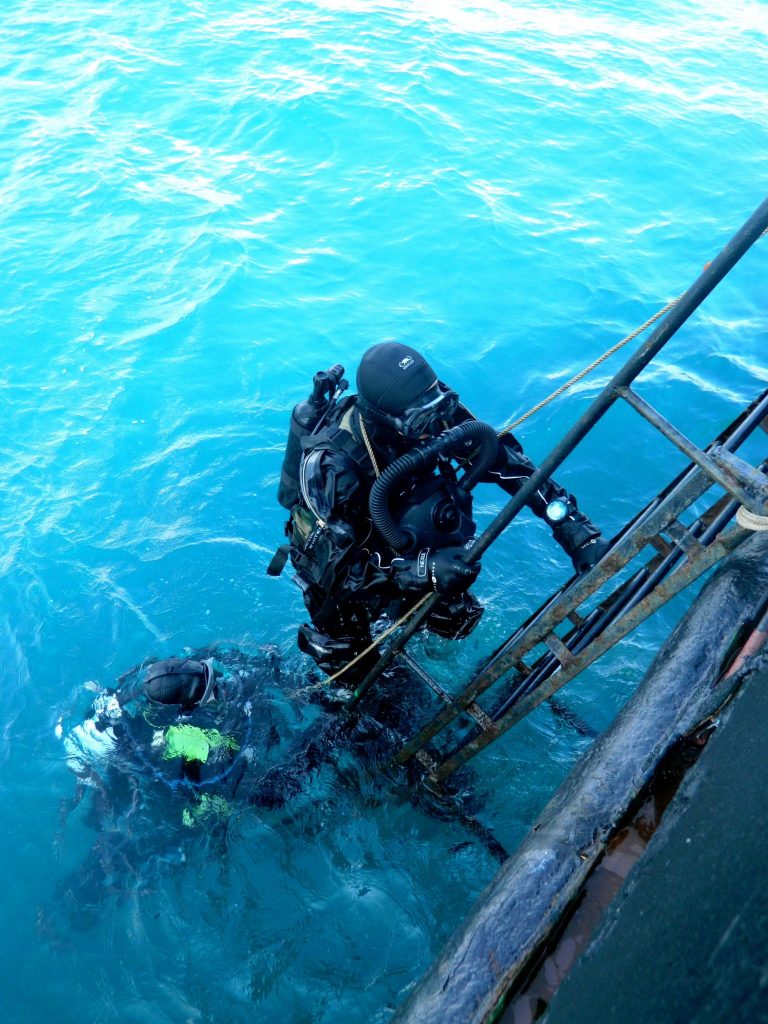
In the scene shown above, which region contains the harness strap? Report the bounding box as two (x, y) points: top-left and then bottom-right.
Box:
(267, 543), (291, 577)
(301, 402), (377, 480)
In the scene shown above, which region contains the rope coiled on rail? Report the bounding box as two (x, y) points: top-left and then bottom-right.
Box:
(736, 506), (768, 531)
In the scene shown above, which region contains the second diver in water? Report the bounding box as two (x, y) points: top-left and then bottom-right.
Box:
(60, 651), (303, 825)
(48, 646), (507, 938)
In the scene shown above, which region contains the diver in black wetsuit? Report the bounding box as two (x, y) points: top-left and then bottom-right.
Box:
(271, 342), (610, 679)
(48, 650), (297, 937)
(60, 650), (303, 823)
(49, 647), (506, 939)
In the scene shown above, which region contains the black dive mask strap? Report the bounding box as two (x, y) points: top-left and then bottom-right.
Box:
(355, 395), (404, 434)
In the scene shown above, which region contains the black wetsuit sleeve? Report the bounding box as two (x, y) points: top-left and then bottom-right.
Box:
(450, 404), (600, 554)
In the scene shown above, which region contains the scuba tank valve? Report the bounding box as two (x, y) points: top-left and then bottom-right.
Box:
(278, 365), (348, 509)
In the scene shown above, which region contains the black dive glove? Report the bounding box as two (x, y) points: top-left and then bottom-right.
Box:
(392, 547), (480, 596)
(551, 511), (610, 574)
(571, 536), (611, 573)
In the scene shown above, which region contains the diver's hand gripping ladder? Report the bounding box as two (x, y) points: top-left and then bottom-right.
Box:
(347, 196), (768, 782)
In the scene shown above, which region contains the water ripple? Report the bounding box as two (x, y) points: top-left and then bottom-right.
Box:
(1, 1), (767, 1021)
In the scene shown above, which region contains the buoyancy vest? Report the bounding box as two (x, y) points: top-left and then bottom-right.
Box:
(268, 398), (375, 577)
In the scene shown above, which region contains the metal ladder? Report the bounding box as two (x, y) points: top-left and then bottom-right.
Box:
(395, 390), (768, 781)
(347, 195), (768, 781)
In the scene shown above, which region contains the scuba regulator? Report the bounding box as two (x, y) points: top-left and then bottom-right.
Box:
(278, 364), (348, 510)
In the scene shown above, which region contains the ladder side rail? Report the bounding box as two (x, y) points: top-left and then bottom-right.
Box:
(430, 524), (748, 782)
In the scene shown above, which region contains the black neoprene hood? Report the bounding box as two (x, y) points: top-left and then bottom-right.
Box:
(144, 658), (207, 708)
(356, 342), (437, 414)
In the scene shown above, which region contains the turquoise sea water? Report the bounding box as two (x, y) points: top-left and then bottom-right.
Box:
(1, 1), (767, 1021)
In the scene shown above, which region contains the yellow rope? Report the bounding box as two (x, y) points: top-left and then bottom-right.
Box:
(498, 295), (682, 436)
(501, 229), (768, 437)
(358, 417), (381, 478)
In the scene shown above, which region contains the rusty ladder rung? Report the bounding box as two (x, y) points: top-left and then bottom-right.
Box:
(398, 652), (494, 731)
(616, 385), (768, 514)
(544, 632), (576, 668)
(662, 519), (706, 556)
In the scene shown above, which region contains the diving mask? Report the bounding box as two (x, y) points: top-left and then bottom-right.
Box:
(396, 383), (459, 439)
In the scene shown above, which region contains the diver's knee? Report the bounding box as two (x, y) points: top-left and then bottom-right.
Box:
(297, 623), (380, 683)
(426, 592), (484, 640)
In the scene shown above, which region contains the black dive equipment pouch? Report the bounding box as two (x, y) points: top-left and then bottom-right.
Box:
(277, 364), (347, 510)
(369, 419), (498, 552)
(390, 472), (475, 553)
